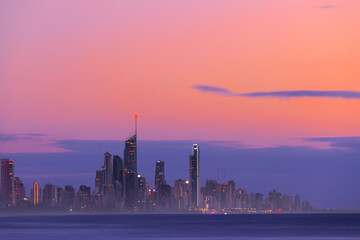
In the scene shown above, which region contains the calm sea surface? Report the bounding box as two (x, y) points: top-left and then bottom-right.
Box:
(0, 213), (359, 240)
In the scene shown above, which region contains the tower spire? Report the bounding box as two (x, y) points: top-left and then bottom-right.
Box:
(134, 114), (138, 136)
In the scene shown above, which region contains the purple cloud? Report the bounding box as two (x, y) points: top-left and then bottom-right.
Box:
(319, 5), (337, 9)
(193, 85), (360, 99)
(0, 133), (46, 142)
(192, 85), (232, 95)
(303, 137), (360, 151)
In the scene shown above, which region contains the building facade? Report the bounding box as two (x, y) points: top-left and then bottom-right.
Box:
(189, 144), (200, 208)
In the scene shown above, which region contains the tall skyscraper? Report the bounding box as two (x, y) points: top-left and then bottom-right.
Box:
(154, 160), (165, 191)
(104, 152), (113, 189)
(154, 160), (165, 207)
(189, 144), (200, 208)
(124, 135), (137, 174)
(124, 115), (139, 211)
(113, 155), (124, 207)
(1, 158), (14, 206)
(31, 181), (41, 206)
(113, 155), (124, 190)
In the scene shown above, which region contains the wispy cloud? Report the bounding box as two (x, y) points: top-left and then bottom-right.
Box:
(303, 136), (360, 151)
(0, 133), (46, 142)
(193, 85), (360, 99)
(318, 5), (337, 9)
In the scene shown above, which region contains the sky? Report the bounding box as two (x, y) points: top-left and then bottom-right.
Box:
(1, 0), (360, 209)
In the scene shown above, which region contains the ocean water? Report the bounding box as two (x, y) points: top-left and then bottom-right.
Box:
(0, 213), (359, 240)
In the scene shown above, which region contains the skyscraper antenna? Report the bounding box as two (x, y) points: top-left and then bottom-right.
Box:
(134, 114), (138, 136)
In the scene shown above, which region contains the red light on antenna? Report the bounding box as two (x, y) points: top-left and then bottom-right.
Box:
(134, 114), (138, 118)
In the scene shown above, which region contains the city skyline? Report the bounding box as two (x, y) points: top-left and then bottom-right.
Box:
(0, 118), (317, 213)
(0, 116), (348, 212)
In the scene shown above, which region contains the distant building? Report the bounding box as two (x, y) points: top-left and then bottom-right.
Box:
(43, 184), (57, 207)
(124, 134), (138, 211)
(220, 184), (231, 209)
(124, 135), (137, 174)
(154, 160), (166, 206)
(235, 188), (249, 210)
(281, 195), (293, 212)
(56, 186), (64, 207)
(113, 155), (124, 198)
(255, 193), (264, 211)
(203, 179), (221, 211)
(63, 185), (75, 210)
(268, 189), (282, 211)
(95, 168), (105, 195)
(137, 175), (146, 211)
(155, 161), (165, 191)
(302, 201), (312, 212)
(31, 181), (41, 206)
(1, 159), (14, 206)
(189, 144), (200, 208)
(78, 185), (90, 209)
(174, 179), (187, 210)
(294, 194), (301, 213)
(13, 177), (25, 205)
(228, 180), (236, 209)
(104, 152), (113, 190)
(159, 183), (172, 210)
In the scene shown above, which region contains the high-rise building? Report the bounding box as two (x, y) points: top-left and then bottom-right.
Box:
(43, 184), (57, 207)
(95, 168), (105, 195)
(78, 185), (91, 209)
(174, 179), (187, 210)
(189, 144), (200, 208)
(113, 155), (124, 185)
(255, 193), (264, 211)
(220, 183), (231, 209)
(1, 159), (14, 206)
(124, 135), (137, 174)
(104, 152), (113, 190)
(302, 201), (312, 212)
(124, 116), (138, 211)
(56, 186), (64, 207)
(113, 155), (124, 200)
(124, 171), (138, 210)
(204, 179), (221, 210)
(13, 177), (25, 205)
(268, 189), (282, 211)
(158, 183), (172, 210)
(281, 195), (293, 212)
(63, 185), (75, 210)
(154, 160), (165, 191)
(31, 181), (41, 206)
(294, 194), (301, 213)
(228, 180), (236, 209)
(154, 160), (166, 206)
(137, 175), (146, 211)
(235, 188), (248, 210)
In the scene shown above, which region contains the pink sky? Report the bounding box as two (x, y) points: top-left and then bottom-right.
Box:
(1, 0), (360, 152)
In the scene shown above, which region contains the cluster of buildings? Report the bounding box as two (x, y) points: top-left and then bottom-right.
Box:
(0, 117), (314, 213)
